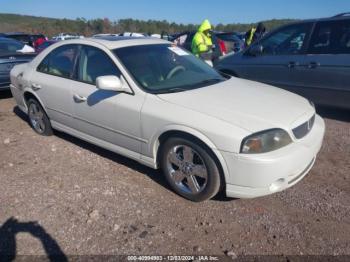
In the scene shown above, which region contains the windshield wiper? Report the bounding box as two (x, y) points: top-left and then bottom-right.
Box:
(154, 79), (224, 94)
(199, 78), (223, 84)
(156, 87), (188, 94)
(187, 78), (223, 88)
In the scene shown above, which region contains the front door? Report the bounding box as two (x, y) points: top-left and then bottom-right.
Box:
(70, 45), (144, 154)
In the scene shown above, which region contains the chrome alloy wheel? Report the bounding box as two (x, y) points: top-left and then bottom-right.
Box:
(166, 145), (208, 194)
(28, 103), (45, 134)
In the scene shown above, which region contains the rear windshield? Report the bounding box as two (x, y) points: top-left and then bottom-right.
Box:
(7, 35), (31, 43)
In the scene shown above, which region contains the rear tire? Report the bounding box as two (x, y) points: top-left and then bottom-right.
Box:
(27, 98), (53, 136)
(160, 137), (221, 202)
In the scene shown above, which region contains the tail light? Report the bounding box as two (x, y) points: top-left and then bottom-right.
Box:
(217, 39), (227, 55)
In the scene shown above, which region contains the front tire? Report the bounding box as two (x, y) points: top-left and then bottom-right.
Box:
(160, 137), (221, 202)
(27, 98), (53, 136)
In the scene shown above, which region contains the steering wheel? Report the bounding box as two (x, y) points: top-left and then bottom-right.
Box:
(166, 66), (186, 80)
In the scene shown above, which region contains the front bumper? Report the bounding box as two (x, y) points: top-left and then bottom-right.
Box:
(222, 115), (325, 198)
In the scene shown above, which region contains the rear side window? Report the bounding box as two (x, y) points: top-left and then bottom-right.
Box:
(309, 20), (350, 54)
(37, 45), (78, 78)
(77, 45), (121, 84)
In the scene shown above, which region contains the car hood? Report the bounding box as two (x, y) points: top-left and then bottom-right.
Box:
(157, 77), (314, 133)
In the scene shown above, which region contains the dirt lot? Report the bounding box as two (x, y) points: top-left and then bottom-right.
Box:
(0, 91), (349, 259)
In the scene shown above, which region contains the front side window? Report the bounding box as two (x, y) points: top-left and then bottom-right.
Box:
(258, 23), (312, 55)
(114, 44), (225, 94)
(77, 46), (121, 84)
(309, 20), (350, 54)
(37, 44), (78, 78)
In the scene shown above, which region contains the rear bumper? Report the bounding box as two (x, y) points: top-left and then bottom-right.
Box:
(0, 77), (10, 90)
(222, 115), (325, 198)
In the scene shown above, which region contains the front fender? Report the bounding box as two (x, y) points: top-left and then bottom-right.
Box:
(147, 124), (230, 180)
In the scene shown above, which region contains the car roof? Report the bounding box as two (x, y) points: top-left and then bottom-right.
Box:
(284, 13), (350, 26)
(60, 36), (169, 49)
(4, 32), (30, 36)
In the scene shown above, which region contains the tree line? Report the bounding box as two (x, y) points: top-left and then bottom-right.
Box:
(0, 13), (297, 37)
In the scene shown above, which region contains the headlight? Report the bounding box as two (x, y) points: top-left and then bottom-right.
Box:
(240, 129), (292, 154)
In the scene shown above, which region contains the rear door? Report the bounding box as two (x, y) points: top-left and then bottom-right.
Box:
(30, 44), (79, 127)
(298, 19), (350, 108)
(236, 22), (313, 90)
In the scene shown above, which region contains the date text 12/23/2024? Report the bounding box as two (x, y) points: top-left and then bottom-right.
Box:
(127, 255), (220, 261)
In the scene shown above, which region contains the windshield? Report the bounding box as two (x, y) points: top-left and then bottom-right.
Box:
(0, 38), (25, 53)
(113, 44), (225, 93)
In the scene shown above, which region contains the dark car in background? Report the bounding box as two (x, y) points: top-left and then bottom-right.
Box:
(1, 32), (34, 46)
(171, 31), (244, 61)
(0, 37), (36, 90)
(215, 13), (350, 109)
(0, 33), (47, 47)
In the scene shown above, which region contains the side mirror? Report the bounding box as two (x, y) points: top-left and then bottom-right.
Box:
(96, 75), (132, 93)
(249, 45), (263, 56)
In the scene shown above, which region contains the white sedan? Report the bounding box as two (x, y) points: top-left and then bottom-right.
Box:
(10, 37), (325, 201)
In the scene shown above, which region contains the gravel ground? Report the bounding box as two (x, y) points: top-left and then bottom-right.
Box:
(0, 91), (349, 259)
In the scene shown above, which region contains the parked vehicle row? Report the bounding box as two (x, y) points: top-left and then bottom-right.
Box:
(0, 32), (47, 48)
(0, 37), (36, 90)
(2, 14), (350, 110)
(215, 13), (350, 109)
(170, 31), (244, 61)
(10, 36), (325, 201)
(51, 33), (84, 41)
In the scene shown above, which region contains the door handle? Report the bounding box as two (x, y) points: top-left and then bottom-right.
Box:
(287, 61), (299, 68)
(308, 62), (320, 69)
(73, 94), (87, 103)
(31, 83), (42, 90)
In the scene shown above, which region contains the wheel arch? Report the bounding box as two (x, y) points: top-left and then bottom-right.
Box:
(23, 91), (47, 115)
(152, 126), (229, 187)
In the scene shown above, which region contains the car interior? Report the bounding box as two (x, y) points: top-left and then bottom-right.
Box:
(79, 47), (120, 84)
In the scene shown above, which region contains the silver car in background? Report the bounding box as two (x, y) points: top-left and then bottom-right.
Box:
(215, 13), (350, 109)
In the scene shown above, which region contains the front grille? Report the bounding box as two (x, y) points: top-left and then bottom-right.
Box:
(292, 114), (315, 139)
